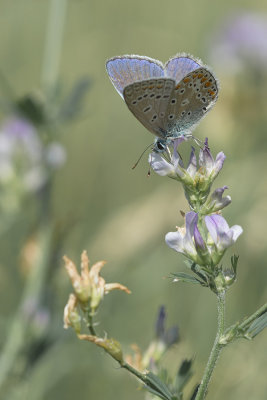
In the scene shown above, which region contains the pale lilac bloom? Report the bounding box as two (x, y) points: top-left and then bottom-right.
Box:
(166, 212), (242, 266)
(150, 138), (225, 183)
(0, 118), (42, 181)
(210, 12), (267, 72)
(149, 137), (185, 178)
(165, 212), (204, 264)
(0, 117), (66, 193)
(198, 138), (225, 181)
(205, 214), (243, 253)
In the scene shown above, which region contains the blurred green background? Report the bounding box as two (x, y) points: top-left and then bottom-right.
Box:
(0, 0), (266, 399)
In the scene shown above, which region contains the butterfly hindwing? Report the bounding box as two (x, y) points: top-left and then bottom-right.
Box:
(123, 78), (176, 137)
(164, 68), (219, 135)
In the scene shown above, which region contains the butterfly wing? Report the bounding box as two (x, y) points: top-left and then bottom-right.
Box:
(106, 56), (164, 98)
(123, 78), (176, 137)
(164, 67), (219, 136)
(165, 54), (202, 83)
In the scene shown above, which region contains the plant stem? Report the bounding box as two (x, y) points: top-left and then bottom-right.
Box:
(41, 0), (68, 93)
(88, 314), (97, 336)
(0, 221), (53, 389)
(120, 361), (148, 383)
(195, 290), (226, 400)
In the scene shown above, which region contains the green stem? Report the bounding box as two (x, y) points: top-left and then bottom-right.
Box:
(0, 221), (54, 389)
(120, 361), (147, 382)
(195, 291), (226, 400)
(41, 0), (68, 93)
(88, 314), (97, 336)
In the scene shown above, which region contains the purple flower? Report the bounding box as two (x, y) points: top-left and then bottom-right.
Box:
(150, 139), (226, 208)
(205, 214), (243, 255)
(0, 117), (46, 192)
(0, 116), (67, 195)
(150, 138), (225, 181)
(199, 138), (225, 180)
(165, 212), (207, 265)
(155, 306), (179, 347)
(203, 186), (232, 214)
(149, 137), (186, 178)
(210, 12), (267, 72)
(166, 212), (243, 266)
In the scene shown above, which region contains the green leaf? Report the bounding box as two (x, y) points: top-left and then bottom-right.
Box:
(171, 272), (206, 286)
(190, 384), (200, 400)
(175, 359), (193, 392)
(231, 254), (239, 275)
(144, 371), (174, 400)
(245, 311), (267, 339)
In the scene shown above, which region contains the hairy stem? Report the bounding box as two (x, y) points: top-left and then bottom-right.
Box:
(195, 291), (226, 400)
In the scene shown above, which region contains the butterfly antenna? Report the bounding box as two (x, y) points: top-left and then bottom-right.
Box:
(132, 142), (154, 170)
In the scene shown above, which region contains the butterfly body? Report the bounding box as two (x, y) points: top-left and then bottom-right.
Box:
(106, 54), (218, 151)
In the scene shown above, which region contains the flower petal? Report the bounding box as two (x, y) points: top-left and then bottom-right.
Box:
(165, 231), (186, 253)
(213, 152), (226, 176)
(230, 225), (243, 241)
(150, 152), (174, 176)
(187, 147), (197, 177)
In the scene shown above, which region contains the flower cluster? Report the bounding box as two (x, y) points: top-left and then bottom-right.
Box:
(150, 138), (243, 290)
(63, 251), (131, 363)
(165, 211), (242, 267)
(63, 250), (131, 322)
(150, 138), (227, 210)
(0, 116), (66, 218)
(0, 116), (66, 193)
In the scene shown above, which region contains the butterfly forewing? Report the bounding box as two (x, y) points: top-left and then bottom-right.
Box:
(164, 56), (201, 84)
(164, 67), (218, 135)
(106, 56), (164, 98)
(123, 78), (175, 137)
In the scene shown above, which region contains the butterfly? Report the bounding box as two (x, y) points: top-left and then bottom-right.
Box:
(106, 53), (219, 152)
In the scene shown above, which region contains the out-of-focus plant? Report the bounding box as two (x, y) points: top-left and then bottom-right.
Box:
(63, 137), (266, 399)
(209, 12), (267, 151)
(0, 0), (91, 397)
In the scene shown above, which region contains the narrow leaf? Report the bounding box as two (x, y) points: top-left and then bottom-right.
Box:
(171, 272), (205, 286)
(246, 311), (267, 338)
(145, 371), (174, 400)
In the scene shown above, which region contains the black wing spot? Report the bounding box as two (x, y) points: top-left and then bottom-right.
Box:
(168, 114), (174, 120)
(171, 99), (176, 104)
(143, 106), (152, 113)
(132, 100), (137, 105)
